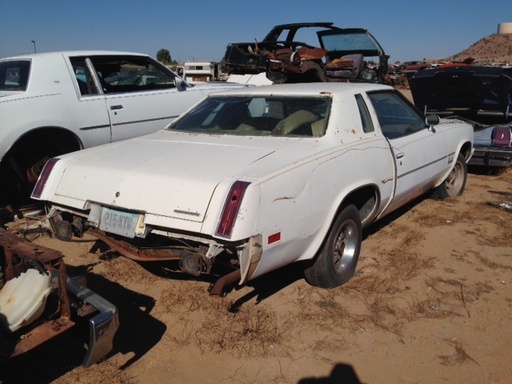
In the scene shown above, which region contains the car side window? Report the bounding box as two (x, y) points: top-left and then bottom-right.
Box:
(367, 91), (426, 139)
(70, 58), (99, 96)
(355, 94), (374, 133)
(0, 60), (30, 91)
(88, 55), (176, 94)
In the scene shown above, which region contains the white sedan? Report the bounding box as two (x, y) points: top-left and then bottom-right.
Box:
(32, 83), (474, 294)
(0, 50), (242, 208)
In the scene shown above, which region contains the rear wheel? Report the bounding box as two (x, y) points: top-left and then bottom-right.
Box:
(432, 153), (467, 199)
(304, 205), (362, 288)
(0, 129), (80, 208)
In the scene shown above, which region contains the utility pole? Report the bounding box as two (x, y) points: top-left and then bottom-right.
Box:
(31, 40), (36, 53)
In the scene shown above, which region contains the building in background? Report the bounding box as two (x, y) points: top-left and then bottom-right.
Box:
(179, 61), (224, 83)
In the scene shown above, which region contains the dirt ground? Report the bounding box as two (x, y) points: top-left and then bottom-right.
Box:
(1, 121), (512, 383)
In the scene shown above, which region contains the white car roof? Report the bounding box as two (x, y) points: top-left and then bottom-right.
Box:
(0, 50), (150, 61)
(211, 82), (393, 98)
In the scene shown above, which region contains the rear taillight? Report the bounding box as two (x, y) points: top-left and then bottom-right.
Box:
(492, 127), (511, 146)
(215, 181), (251, 238)
(31, 158), (59, 199)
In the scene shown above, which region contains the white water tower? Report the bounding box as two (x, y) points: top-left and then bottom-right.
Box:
(497, 22), (512, 34)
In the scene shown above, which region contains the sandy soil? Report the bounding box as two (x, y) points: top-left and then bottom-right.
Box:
(1, 143), (512, 383)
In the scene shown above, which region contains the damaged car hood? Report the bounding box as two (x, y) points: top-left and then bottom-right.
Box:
(50, 130), (317, 222)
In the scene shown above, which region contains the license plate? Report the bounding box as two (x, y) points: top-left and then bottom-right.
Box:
(99, 207), (141, 238)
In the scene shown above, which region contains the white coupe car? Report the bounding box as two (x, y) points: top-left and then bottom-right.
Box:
(32, 83), (474, 295)
(0, 50), (242, 208)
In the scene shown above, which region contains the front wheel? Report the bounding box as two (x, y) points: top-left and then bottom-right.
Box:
(432, 153), (467, 199)
(304, 205), (362, 288)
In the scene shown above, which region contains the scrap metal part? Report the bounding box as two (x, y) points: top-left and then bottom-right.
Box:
(88, 228), (242, 297)
(0, 227), (118, 367)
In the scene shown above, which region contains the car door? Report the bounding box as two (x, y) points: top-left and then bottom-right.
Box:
(367, 91), (448, 212)
(88, 55), (201, 142)
(67, 56), (112, 148)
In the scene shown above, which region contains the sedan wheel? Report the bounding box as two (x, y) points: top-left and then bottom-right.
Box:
(433, 153), (467, 199)
(304, 205), (362, 288)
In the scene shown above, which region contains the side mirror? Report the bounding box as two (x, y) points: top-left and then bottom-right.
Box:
(425, 114), (440, 132)
(175, 77), (191, 92)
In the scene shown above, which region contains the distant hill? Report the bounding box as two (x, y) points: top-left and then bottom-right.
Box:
(448, 33), (512, 65)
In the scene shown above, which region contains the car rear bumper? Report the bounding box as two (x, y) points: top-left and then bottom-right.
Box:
(66, 276), (119, 367)
(468, 146), (512, 167)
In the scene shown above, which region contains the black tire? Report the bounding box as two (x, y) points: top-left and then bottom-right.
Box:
(304, 205), (362, 288)
(432, 153), (467, 199)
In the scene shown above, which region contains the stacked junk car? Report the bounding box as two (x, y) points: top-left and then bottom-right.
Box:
(409, 61), (512, 168)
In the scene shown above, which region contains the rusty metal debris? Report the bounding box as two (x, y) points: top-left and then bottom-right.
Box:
(89, 227), (196, 262)
(0, 227), (118, 367)
(487, 200), (512, 212)
(0, 227), (73, 358)
(89, 228), (238, 296)
(209, 269), (241, 297)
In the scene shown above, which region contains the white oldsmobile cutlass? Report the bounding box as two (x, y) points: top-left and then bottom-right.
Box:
(32, 83), (474, 294)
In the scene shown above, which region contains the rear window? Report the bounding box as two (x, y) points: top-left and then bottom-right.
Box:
(0, 60), (31, 91)
(170, 95), (331, 137)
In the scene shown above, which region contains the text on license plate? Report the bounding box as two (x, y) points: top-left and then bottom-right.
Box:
(99, 207), (141, 238)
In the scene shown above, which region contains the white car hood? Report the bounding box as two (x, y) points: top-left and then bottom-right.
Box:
(53, 131), (307, 222)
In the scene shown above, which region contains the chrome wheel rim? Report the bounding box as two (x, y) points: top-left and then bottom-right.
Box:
(445, 161), (464, 197)
(332, 219), (358, 275)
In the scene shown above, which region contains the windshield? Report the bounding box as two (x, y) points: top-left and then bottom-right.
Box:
(0, 60), (31, 91)
(169, 95), (331, 137)
(320, 31), (380, 56)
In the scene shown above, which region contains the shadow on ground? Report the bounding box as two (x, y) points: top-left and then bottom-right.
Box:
(298, 363), (362, 384)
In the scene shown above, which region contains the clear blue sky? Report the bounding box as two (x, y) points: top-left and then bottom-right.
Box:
(1, 0), (510, 63)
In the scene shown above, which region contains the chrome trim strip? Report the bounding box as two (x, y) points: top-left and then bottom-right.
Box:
(397, 154), (450, 180)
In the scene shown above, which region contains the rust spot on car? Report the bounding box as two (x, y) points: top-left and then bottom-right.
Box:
(274, 196), (295, 201)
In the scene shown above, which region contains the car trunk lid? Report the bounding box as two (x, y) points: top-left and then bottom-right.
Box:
(53, 131), (298, 222)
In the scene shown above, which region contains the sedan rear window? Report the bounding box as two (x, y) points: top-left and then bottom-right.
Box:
(170, 96), (331, 137)
(0, 60), (30, 91)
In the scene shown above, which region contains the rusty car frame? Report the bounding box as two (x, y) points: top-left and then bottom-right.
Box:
(221, 22), (389, 84)
(0, 227), (118, 367)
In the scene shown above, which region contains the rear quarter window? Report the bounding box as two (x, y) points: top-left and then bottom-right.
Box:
(0, 60), (31, 91)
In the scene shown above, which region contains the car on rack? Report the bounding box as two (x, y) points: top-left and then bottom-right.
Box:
(0, 50), (244, 209)
(31, 83), (473, 295)
(221, 22), (389, 84)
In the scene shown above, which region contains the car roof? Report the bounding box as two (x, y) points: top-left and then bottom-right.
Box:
(0, 50), (150, 61)
(210, 82), (392, 97)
